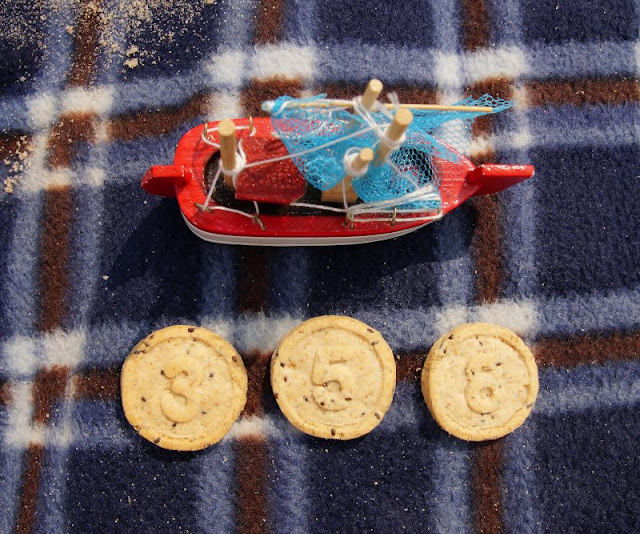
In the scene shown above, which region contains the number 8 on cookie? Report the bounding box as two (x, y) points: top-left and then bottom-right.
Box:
(271, 316), (396, 440)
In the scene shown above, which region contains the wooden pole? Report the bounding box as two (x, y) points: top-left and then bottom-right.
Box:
(218, 119), (237, 189)
(322, 80), (382, 204)
(373, 108), (413, 166)
(322, 148), (374, 203)
(360, 79), (383, 110)
(265, 100), (495, 113)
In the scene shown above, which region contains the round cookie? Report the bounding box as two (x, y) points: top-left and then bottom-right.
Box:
(121, 325), (247, 450)
(271, 316), (396, 440)
(421, 322), (538, 441)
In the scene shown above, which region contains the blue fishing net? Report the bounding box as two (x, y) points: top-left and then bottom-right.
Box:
(268, 93), (511, 209)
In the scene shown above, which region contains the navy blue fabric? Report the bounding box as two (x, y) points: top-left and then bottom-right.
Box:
(534, 144), (640, 297)
(0, 4), (46, 93)
(535, 404), (640, 533)
(91, 181), (202, 326)
(523, 0), (639, 44)
(65, 444), (201, 533)
(315, 0), (439, 47)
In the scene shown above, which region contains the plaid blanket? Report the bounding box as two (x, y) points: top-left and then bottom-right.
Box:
(1, 0), (639, 532)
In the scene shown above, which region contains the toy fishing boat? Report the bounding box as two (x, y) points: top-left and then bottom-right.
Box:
(142, 80), (534, 246)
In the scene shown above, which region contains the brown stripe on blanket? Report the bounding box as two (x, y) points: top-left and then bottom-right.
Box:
(471, 439), (505, 534)
(240, 79), (304, 117)
(466, 78), (514, 164)
(253, 0), (287, 45)
(0, 380), (11, 405)
(466, 78), (515, 305)
(73, 367), (121, 399)
(534, 331), (640, 367)
(461, 0), (491, 52)
(31, 365), (70, 425)
(526, 77), (640, 107)
(237, 247), (271, 313)
(66, 0), (103, 87)
(36, 187), (73, 332)
(234, 436), (272, 533)
(395, 352), (427, 382)
(14, 444), (44, 534)
(470, 194), (503, 304)
(240, 351), (273, 417)
(107, 93), (211, 142)
(47, 113), (97, 169)
(319, 82), (439, 105)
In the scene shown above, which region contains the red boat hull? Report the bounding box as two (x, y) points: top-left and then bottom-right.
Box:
(142, 118), (534, 246)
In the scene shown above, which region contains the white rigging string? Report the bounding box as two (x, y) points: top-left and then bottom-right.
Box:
(198, 96), (442, 224)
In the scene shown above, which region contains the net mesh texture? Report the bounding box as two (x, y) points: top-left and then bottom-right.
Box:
(269, 94), (512, 210)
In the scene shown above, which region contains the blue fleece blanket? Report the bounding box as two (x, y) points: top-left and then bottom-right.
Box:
(1, 0), (639, 532)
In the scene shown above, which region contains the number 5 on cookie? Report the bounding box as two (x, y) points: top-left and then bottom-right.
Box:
(311, 348), (356, 411)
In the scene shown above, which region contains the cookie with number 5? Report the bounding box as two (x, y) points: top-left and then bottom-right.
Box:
(121, 325), (247, 450)
(271, 316), (396, 440)
(422, 322), (538, 441)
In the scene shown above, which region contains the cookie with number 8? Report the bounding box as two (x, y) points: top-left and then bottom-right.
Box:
(121, 325), (247, 450)
(271, 316), (396, 440)
(421, 322), (538, 441)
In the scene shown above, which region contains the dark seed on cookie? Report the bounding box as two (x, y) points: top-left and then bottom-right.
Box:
(374, 413), (381, 420)
(188, 327), (195, 333)
(345, 397), (352, 401)
(331, 429), (336, 436)
(232, 356), (237, 362)
(283, 376), (288, 382)
(280, 362), (285, 368)
(367, 328), (374, 333)
(141, 397), (146, 402)
(153, 438), (160, 444)
(371, 341), (379, 346)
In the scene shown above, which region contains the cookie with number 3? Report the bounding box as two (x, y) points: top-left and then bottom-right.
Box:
(121, 325), (247, 450)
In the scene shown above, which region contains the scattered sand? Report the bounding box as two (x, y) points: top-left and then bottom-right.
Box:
(2, 136), (33, 194)
(1, 0), (219, 77)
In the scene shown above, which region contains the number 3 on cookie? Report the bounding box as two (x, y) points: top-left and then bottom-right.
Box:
(311, 349), (356, 411)
(160, 355), (205, 423)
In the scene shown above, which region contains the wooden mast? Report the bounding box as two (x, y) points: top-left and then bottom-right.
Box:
(373, 108), (413, 166)
(218, 119), (237, 189)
